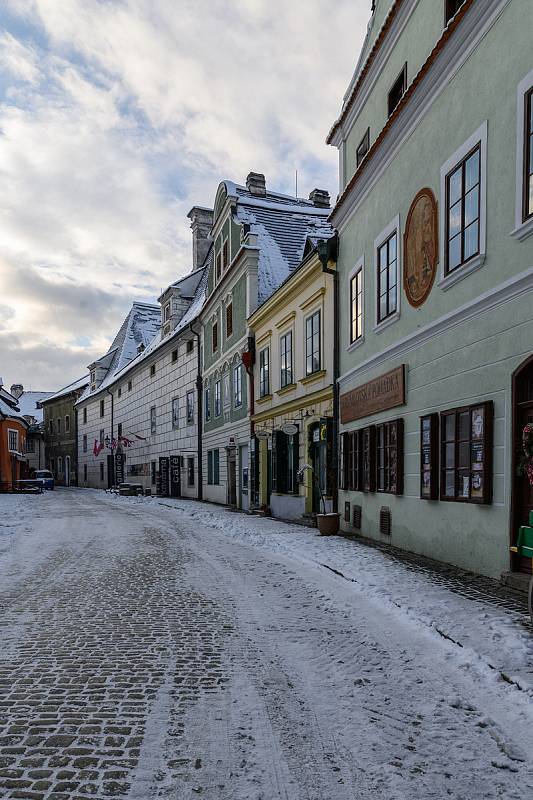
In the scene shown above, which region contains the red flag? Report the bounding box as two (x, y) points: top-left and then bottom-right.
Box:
(93, 439), (99, 457)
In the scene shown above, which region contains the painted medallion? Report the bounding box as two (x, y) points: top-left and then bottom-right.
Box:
(403, 188), (438, 308)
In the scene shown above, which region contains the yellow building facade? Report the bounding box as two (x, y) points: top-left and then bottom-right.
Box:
(248, 245), (336, 521)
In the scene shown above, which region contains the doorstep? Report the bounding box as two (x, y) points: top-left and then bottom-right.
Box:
(500, 570), (531, 595)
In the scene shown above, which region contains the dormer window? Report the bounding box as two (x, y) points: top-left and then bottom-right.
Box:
(445, 0), (465, 25)
(356, 128), (370, 167)
(90, 369), (96, 388)
(388, 64), (407, 118)
(164, 302), (171, 322)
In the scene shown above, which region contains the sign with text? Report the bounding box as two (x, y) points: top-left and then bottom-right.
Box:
(340, 365), (406, 423)
(170, 455), (180, 497)
(115, 453), (125, 486)
(159, 456), (170, 497)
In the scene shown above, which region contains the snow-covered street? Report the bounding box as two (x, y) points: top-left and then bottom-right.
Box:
(1, 489), (533, 799)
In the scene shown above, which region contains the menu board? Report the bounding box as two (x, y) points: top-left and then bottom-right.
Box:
(420, 414), (438, 500)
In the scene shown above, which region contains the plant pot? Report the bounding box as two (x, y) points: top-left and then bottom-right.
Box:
(316, 512), (341, 536)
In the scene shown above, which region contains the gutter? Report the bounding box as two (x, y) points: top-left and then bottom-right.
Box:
(189, 322), (203, 501)
(318, 235), (339, 514)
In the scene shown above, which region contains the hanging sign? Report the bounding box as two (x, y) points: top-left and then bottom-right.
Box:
(281, 423), (298, 436)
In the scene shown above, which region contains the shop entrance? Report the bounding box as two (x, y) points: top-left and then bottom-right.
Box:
(309, 423), (323, 513)
(512, 355), (533, 573)
(227, 448), (237, 507)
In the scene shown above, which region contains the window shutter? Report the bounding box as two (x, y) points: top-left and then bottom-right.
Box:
(339, 432), (347, 490)
(393, 418), (404, 495)
(249, 437), (259, 505)
(363, 425), (376, 492)
(325, 418), (334, 495)
(271, 432), (278, 493)
(214, 449), (220, 484)
(278, 433), (288, 494)
(207, 451), (213, 485)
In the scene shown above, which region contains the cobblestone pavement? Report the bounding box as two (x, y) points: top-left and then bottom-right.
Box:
(1, 489), (533, 800)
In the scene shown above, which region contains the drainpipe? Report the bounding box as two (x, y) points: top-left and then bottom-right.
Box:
(189, 322), (203, 500)
(74, 404), (78, 486)
(318, 235), (339, 514)
(243, 335), (256, 506)
(106, 387), (114, 486)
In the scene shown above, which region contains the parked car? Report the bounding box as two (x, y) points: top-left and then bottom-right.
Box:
(35, 470), (55, 490)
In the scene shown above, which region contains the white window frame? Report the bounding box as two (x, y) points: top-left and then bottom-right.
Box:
(234, 363), (243, 407)
(347, 255), (365, 351)
(214, 379), (221, 417)
(186, 390), (195, 425)
(512, 69), (533, 242)
(374, 215), (400, 332)
(7, 428), (18, 453)
(438, 121), (487, 290)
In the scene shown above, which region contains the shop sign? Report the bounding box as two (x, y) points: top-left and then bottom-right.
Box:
(115, 453), (125, 485)
(340, 365), (406, 423)
(159, 456), (170, 497)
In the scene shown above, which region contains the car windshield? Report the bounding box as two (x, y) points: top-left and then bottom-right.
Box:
(36, 471), (52, 478)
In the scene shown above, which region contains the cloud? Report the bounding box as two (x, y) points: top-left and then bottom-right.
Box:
(0, 0), (367, 389)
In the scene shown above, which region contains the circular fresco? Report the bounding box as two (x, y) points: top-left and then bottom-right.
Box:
(403, 188), (438, 308)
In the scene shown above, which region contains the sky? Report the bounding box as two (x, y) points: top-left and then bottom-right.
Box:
(0, 0), (369, 392)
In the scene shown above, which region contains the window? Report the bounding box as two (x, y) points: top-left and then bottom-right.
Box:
(305, 311), (321, 375)
(420, 414), (439, 500)
(223, 239), (229, 270)
(172, 349), (178, 363)
(186, 391), (195, 424)
(83, 434), (87, 453)
(445, 0), (465, 25)
(207, 449), (220, 485)
(100, 399), (104, 417)
(90, 369), (96, 387)
(49, 419), (54, 434)
(7, 429), (18, 452)
(83, 408), (87, 424)
(205, 386), (211, 421)
(117, 423), (123, 438)
(100, 462), (104, 482)
(234, 364), (242, 407)
(187, 457), (195, 487)
(214, 380), (221, 416)
(164, 302), (171, 322)
(350, 268), (363, 343)
(187, 340), (194, 354)
(280, 332), (293, 388)
(216, 251), (222, 282)
(57, 456), (63, 475)
(356, 128), (370, 167)
(65, 415), (70, 433)
(376, 419), (404, 494)
(377, 232), (398, 324)
(26, 437), (35, 453)
(172, 398), (179, 429)
(212, 320), (218, 353)
(150, 406), (156, 435)
(388, 63), (407, 117)
(226, 302), (233, 338)
(100, 429), (104, 444)
(259, 347), (270, 397)
(362, 426), (376, 492)
(128, 380), (132, 391)
(150, 364), (156, 378)
(445, 144), (480, 274)
(524, 88), (533, 222)
(57, 418), (61, 433)
(118, 386), (122, 398)
(83, 464), (87, 482)
(151, 461), (156, 486)
(440, 401), (493, 503)
(340, 430), (362, 491)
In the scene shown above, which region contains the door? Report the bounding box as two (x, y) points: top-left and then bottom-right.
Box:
(227, 450), (237, 506)
(107, 454), (114, 489)
(513, 356), (533, 573)
(65, 456), (71, 487)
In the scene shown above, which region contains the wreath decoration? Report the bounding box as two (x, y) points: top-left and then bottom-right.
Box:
(518, 423), (533, 486)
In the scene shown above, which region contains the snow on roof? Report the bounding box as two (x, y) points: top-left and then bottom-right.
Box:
(76, 264), (209, 403)
(16, 391), (55, 423)
(77, 302), (161, 403)
(0, 388), (28, 424)
(235, 201), (335, 304)
(41, 375), (89, 404)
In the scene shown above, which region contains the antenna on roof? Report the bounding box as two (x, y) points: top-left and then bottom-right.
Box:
(295, 169), (298, 199)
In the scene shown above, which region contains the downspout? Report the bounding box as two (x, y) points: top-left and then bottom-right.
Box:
(74, 402), (78, 486)
(318, 235), (339, 514)
(189, 322), (203, 501)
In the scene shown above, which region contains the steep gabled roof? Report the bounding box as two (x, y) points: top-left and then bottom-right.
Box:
(41, 375), (90, 405)
(17, 391), (55, 423)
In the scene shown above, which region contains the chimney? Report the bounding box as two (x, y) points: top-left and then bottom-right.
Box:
(309, 188), (331, 208)
(246, 172), (266, 197)
(187, 206), (214, 272)
(10, 384), (23, 399)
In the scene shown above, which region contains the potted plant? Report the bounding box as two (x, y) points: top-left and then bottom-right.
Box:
(298, 464), (340, 535)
